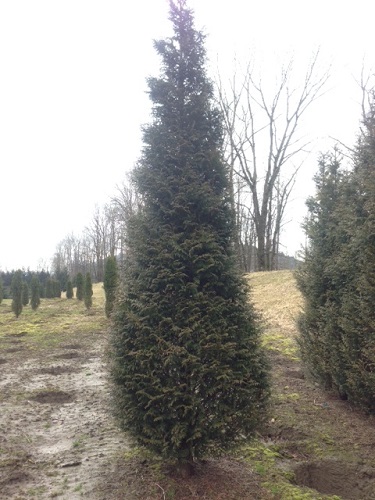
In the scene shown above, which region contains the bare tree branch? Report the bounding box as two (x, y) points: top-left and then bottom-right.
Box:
(217, 51), (330, 270)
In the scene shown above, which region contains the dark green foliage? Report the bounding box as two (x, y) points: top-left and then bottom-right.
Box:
(37, 269), (50, 295)
(76, 273), (84, 301)
(30, 275), (41, 311)
(54, 267), (69, 292)
(297, 133), (375, 411)
(337, 113), (375, 411)
(66, 280), (74, 299)
(104, 256), (118, 317)
(11, 270), (23, 318)
(45, 278), (54, 299)
(22, 282), (29, 306)
(110, 0), (269, 467)
(296, 151), (348, 390)
(53, 279), (61, 298)
(44, 278), (61, 298)
(84, 272), (93, 310)
(1, 269), (49, 300)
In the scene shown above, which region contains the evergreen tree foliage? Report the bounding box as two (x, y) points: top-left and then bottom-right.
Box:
(110, 0), (269, 470)
(296, 151), (347, 390)
(54, 267), (69, 292)
(84, 272), (93, 310)
(0, 269), (49, 300)
(30, 275), (41, 311)
(297, 132), (375, 411)
(11, 270), (23, 318)
(66, 280), (74, 299)
(53, 279), (61, 298)
(104, 256), (118, 318)
(336, 108), (375, 410)
(37, 269), (50, 297)
(45, 278), (54, 298)
(22, 282), (29, 306)
(76, 272), (84, 301)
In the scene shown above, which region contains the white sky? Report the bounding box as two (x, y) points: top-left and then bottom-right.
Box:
(1, 0), (374, 271)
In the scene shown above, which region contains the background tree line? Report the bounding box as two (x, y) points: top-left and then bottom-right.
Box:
(50, 187), (140, 283)
(0, 269), (51, 299)
(0, 268), (72, 300)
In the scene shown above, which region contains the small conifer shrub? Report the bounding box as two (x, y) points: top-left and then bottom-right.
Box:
(30, 275), (41, 311)
(84, 272), (93, 310)
(104, 256), (118, 318)
(66, 280), (74, 299)
(11, 270), (23, 318)
(76, 273), (84, 301)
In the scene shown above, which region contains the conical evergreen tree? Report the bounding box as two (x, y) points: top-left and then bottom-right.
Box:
(296, 151), (349, 391)
(76, 273), (84, 301)
(84, 272), (93, 310)
(30, 275), (41, 311)
(53, 279), (61, 298)
(45, 278), (54, 298)
(22, 282), (29, 306)
(104, 256), (118, 318)
(336, 107), (375, 410)
(11, 270), (23, 318)
(110, 0), (269, 472)
(66, 280), (74, 299)
(297, 119), (375, 411)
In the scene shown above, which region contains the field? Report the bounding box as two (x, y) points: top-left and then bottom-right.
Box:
(0, 272), (375, 499)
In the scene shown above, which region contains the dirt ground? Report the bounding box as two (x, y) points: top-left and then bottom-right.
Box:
(1, 273), (375, 499)
(248, 271), (375, 500)
(0, 329), (128, 499)
(0, 318), (269, 500)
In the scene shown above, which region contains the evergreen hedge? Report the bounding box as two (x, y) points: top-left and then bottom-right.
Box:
(297, 124), (375, 412)
(104, 256), (118, 318)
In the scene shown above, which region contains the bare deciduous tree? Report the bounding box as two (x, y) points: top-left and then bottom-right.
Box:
(111, 178), (143, 263)
(85, 205), (107, 282)
(359, 68), (375, 137)
(217, 52), (329, 271)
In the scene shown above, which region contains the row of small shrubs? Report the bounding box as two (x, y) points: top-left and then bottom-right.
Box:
(1, 271), (94, 317)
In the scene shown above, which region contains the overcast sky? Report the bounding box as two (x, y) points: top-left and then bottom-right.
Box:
(1, 0), (374, 271)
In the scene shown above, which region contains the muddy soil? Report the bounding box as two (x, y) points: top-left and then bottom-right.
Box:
(5, 342), (371, 500)
(263, 349), (375, 499)
(0, 328), (269, 500)
(0, 331), (129, 499)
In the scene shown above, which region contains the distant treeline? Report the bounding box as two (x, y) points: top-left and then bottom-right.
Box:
(0, 268), (73, 299)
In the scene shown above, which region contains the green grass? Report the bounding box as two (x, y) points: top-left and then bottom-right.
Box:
(243, 271), (370, 499)
(0, 283), (106, 351)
